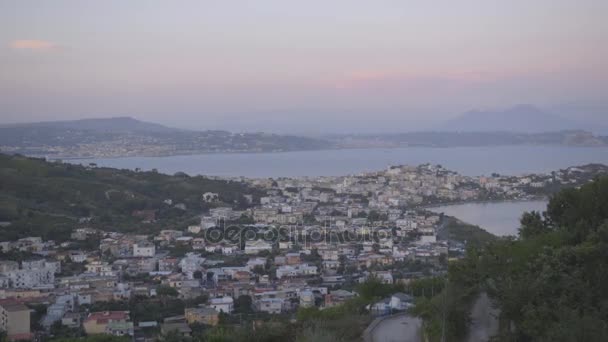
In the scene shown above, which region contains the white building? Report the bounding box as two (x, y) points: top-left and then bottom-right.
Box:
(390, 293), (413, 311)
(276, 264), (318, 279)
(202, 192), (219, 203)
(244, 240), (273, 255)
(255, 298), (284, 314)
(69, 252), (88, 263)
(6, 268), (55, 289)
(209, 296), (234, 313)
(187, 225), (202, 234)
(85, 261), (115, 276)
(133, 243), (155, 257)
(179, 253), (205, 279)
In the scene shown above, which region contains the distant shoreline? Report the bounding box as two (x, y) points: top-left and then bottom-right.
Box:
(420, 197), (549, 211)
(42, 143), (607, 162)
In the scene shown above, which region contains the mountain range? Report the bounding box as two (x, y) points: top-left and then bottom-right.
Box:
(0, 116), (181, 133)
(0, 105), (606, 158)
(440, 104), (604, 133)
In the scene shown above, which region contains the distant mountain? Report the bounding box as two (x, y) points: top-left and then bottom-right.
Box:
(0, 117), (330, 158)
(440, 105), (580, 133)
(1, 116), (180, 133)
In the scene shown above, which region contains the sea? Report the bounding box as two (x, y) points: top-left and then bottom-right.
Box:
(69, 145), (608, 235)
(428, 200), (548, 236)
(69, 145), (608, 179)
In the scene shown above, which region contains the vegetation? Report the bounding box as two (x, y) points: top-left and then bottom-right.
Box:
(51, 336), (130, 342)
(417, 176), (608, 341)
(86, 294), (206, 324)
(438, 215), (497, 247)
(0, 153), (261, 241)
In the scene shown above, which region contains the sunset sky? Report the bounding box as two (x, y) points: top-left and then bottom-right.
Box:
(1, 0), (606, 133)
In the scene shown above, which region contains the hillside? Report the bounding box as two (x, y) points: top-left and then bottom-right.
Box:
(0, 153), (261, 241)
(37, 116), (181, 133)
(416, 176), (608, 341)
(440, 104), (579, 133)
(0, 117), (331, 158)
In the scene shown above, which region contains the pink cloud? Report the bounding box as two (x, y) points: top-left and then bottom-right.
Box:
(9, 39), (59, 51)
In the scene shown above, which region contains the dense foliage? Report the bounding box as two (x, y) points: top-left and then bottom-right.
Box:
(486, 176), (608, 341)
(0, 153), (261, 241)
(419, 176), (608, 341)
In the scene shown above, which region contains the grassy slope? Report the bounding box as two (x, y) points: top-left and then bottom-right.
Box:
(0, 153), (261, 241)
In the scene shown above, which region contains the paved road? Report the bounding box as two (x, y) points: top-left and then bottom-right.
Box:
(467, 292), (499, 342)
(370, 314), (422, 342)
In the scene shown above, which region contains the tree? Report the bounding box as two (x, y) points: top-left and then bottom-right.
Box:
(157, 285), (179, 297)
(435, 176), (608, 341)
(518, 210), (549, 239)
(252, 265), (265, 275)
(234, 295), (253, 314)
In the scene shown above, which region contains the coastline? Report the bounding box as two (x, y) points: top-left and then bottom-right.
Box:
(35, 143), (608, 162)
(419, 197), (549, 211)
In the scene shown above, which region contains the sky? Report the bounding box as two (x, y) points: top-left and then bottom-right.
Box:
(0, 0), (606, 133)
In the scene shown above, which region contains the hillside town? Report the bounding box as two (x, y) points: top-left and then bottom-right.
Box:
(0, 163), (606, 341)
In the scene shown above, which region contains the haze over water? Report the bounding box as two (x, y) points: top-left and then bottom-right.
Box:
(73, 145), (608, 179)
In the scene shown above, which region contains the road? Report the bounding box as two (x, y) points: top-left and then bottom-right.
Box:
(370, 314), (422, 342)
(467, 292), (499, 342)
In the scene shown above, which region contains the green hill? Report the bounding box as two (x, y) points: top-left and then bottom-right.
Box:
(0, 153), (261, 241)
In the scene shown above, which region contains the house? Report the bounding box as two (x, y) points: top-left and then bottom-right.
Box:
(202, 192), (219, 203)
(276, 264), (318, 279)
(369, 298), (391, 316)
(85, 261), (114, 276)
(156, 230), (183, 242)
(244, 240), (272, 255)
(133, 243), (155, 257)
(83, 311), (133, 336)
(246, 257), (266, 270)
(322, 260), (340, 270)
(192, 238), (206, 250)
(184, 307), (219, 326)
(158, 257), (179, 272)
(5, 267), (55, 289)
(161, 322), (192, 337)
(61, 312), (81, 328)
(68, 252), (88, 263)
(255, 298), (284, 314)
(0, 299), (32, 340)
(372, 271), (394, 284)
(390, 293), (413, 311)
(209, 296), (234, 313)
(188, 225), (202, 234)
(325, 289), (355, 307)
(179, 253), (205, 279)
(274, 256), (286, 266)
(299, 290), (315, 308)
(0, 261), (18, 273)
(285, 253), (301, 265)
(278, 241), (293, 250)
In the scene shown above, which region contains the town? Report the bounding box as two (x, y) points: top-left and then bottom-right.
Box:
(0, 162), (606, 341)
